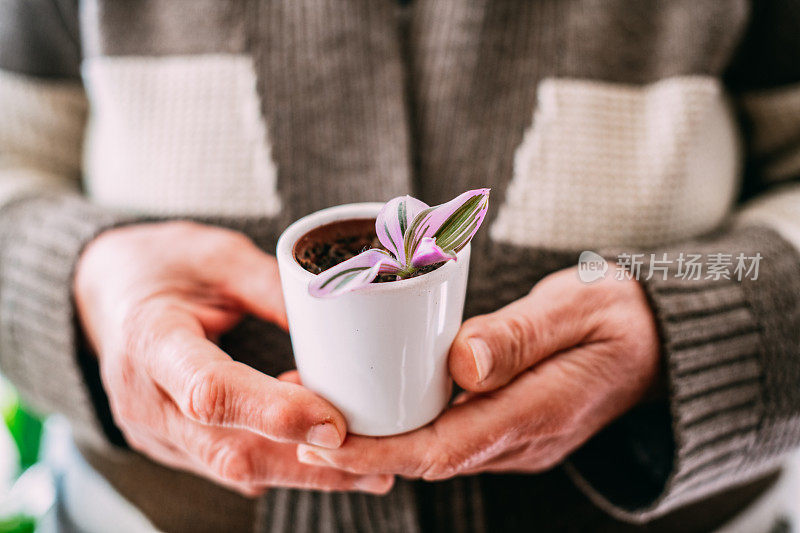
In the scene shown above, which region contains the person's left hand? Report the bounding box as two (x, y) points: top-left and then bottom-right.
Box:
(294, 266), (661, 480)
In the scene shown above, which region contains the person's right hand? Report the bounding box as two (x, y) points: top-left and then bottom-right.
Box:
(73, 221), (394, 496)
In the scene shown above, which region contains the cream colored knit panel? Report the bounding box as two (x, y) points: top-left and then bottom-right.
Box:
(490, 76), (740, 249)
(83, 55), (281, 217)
(0, 70), (86, 207)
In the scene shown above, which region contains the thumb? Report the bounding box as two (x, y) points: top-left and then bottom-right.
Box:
(209, 237), (289, 330)
(449, 290), (589, 392)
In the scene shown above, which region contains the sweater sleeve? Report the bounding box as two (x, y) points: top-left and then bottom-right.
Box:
(567, 1), (800, 521)
(0, 1), (131, 447)
(566, 224), (800, 522)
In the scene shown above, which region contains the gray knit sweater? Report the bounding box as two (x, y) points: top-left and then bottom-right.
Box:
(1, 1), (800, 532)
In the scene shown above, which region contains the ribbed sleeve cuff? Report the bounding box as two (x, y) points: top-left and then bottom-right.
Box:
(0, 194), (133, 447)
(566, 225), (800, 522)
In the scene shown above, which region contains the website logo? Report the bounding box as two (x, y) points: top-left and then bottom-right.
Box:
(577, 251), (608, 283)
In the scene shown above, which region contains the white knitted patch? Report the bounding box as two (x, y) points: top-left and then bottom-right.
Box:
(490, 77), (740, 249)
(83, 55), (281, 217)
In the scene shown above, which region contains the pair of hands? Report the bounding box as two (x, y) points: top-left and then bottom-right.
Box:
(74, 222), (660, 497)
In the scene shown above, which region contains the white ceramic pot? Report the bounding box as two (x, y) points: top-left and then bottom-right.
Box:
(276, 203), (470, 436)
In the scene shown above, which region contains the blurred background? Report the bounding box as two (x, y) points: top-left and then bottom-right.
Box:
(1, 376), (157, 533)
(0, 376), (51, 532)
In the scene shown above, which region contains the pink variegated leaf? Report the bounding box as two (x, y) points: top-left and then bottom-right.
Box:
(410, 237), (456, 268)
(403, 188), (490, 260)
(308, 249), (402, 298)
(375, 195), (429, 265)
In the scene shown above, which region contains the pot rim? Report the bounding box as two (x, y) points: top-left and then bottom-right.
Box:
(276, 202), (469, 295)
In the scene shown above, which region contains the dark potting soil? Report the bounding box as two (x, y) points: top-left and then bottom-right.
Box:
(293, 218), (443, 283)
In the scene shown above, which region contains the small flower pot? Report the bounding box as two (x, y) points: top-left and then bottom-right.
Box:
(276, 203), (470, 436)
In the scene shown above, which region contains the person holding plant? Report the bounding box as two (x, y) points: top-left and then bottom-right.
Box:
(1, 1), (799, 532)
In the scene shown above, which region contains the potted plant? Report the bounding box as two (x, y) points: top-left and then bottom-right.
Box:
(276, 189), (490, 436)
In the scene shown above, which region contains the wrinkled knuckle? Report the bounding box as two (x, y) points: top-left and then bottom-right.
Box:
(421, 446), (463, 481)
(184, 366), (229, 425)
(503, 314), (531, 370)
(210, 442), (255, 483)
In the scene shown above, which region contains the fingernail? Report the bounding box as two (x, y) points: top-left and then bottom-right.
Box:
(297, 447), (329, 466)
(467, 337), (493, 382)
(306, 423), (342, 449)
(355, 475), (393, 493)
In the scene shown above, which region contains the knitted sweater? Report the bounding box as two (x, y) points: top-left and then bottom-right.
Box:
(1, 1), (800, 532)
